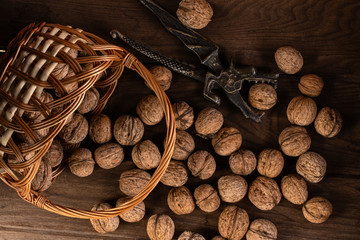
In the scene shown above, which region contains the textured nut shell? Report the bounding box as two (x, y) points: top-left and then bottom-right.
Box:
(52, 63), (69, 80)
(287, 95), (317, 126)
(302, 197), (332, 223)
(275, 46), (303, 74)
(94, 143), (124, 169)
(195, 107), (224, 138)
(77, 87), (100, 114)
(114, 115), (144, 146)
(160, 160), (188, 187)
(298, 74), (324, 97)
(211, 236), (226, 240)
(173, 101), (194, 130)
(17, 115), (49, 144)
(68, 148), (95, 177)
(89, 114), (112, 144)
(42, 138), (63, 167)
(246, 218), (278, 240)
(257, 149), (284, 178)
(59, 113), (88, 144)
(147, 214), (175, 240)
(90, 203), (119, 233)
(212, 127), (242, 156)
(187, 150), (216, 180)
(314, 107), (342, 138)
(31, 160), (52, 192)
(148, 65), (172, 91)
(7, 143), (35, 168)
(119, 169), (151, 196)
(248, 84), (277, 110)
(136, 95), (164, 125)
(172, 130), (195, 160)
(178, 231), (206, 240)
(24, 91), (54, 120)
(248, 176), (282, 211)
(218, 205), (249, 240)
(218, 174), (248, 203)
(55, 68), (78, 97)
(176, 0), (213, 29)
(194, 184), (220, 213)
(229, 149), (257, 176)
(131, 140), (161, 170)
(167, 186), (195, 215)
(116, 197), (145, 223)
(296, 152), (327, 183)
(278, 126), (311, 157)
(281, 174), (308, 205)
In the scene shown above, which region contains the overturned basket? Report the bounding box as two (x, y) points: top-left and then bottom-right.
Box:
(0, 22), (176, 219)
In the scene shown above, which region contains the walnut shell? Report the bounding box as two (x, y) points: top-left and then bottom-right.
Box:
(178, 231), (206, 240)
(195, 107), (224, 138)
(194, 184), (220, 213)
(278, 126), (311, 157)
(246, 218), (278, 240)
(160, 160), (188, 187)
(52, 63), (69, 80)
(275, 46), (303, 74)
(212, 127), (242, 156)
(77, 87), (100, 114)
(229, 149), (257, 176)
(211, 236), (226, 240)
(302, 197), (332, 223)
(59, 113), (88, 144)
(42, 138), (63, 167)
(24, 91), (54, 120)
(218, 205), (249, 240)
(173, 101), (194, 130)
(7, 143), (35, 169)
(298, 74), (324, 97)
(90, 203), (119, 233)
(218, 174), (248, 203)
(17, 114), (49, 144)
(116, 197), (145, 223)
(248, 176), (282, 211)
(167, 186), (195, 215)
(136, 95), (164, 125)
(147, 214), (175, 240)
(257, 148), (284, 178)
(187, 150), (216, 180)
(68, 148), (95, 177)
(119, 169), (151, 197)
(281, 174), (308, 205)
(89, 114), (112, 144)
(248, 83), (277, 110)
(54, 68), (78, 97)
(314, 107), (342, 138)
(94, 143), (124, 169)
(131, 140), (161, 170)
(172, 130), (195, 160)
(31, 160), (52, 192)
(114, 115), (144, 146)
(296, 151), (327, 183)
(287, 95), (317, 126)
(148, 65), (172, 91)
(176, 0), (213, 29)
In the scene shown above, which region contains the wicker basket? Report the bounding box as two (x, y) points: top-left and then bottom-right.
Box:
(0, 22), (176, 219)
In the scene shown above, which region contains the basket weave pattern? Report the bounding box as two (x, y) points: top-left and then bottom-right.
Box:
(0, 22), (175, 219)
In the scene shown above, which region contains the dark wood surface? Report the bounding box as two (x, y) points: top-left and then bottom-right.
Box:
(0, 0), (359, 239)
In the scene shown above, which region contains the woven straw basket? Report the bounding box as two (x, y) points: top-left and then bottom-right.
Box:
(0, 22), (175, 219)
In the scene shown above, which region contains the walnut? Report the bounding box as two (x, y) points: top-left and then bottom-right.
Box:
(275, 46), (303, 74)
(114, 115), (144, 146)
(248, 176), (282, 211)
(257, 148), (284, 178)
(178, 231), (206, 240)
(148, 65), (172, 91)
(94, 143), (124, 169)
(68, 148), (95, 177)
(160, 160), (188, 187)
(116, 197), (145, 223)
(7, 143), (35, 168)
(52, 63), (69, 80)
(212, 127), (242, 156)
(176, 0), (213, 29)
(90, 203), (119, 233)
(229, 149), (257, 176)
(173, 101), (194, 130)
(218, 174), (248, 203)
(287, 95), (317, 126)
(55, 68), (78, 97)
(211, 236), (225, 240)
(195, 107), (224, 138)
(248, 83), (277, 110)
(17, 115), (49, 143)
(298, 74), (324, 97)
(147, 214), (175, 240)
(119, 169), (151, 196)
(42, 138), (63, 167)
(136, 95), (164, 125)
(59, 113), (88, 144)
(172, 130), (195, 160)
(131, 140), (161, 170)
(187, 150), (216, 180)
(194, 184), (220, 213)
(89, 114), (112, 144)
(281, 174), (308, 205)
(302, 197), (332, 223)
(167, 186), (195, 215)
(218, 205), (249, 240)
(246, 218), (278, 240)
(314, 107), (342, 138)
(296, 151), (327, 183)
(31, 160), (52, 192)
(24, 91), (54, 120)
(278, 126), (311, 157)
(77, 87), (100, 114)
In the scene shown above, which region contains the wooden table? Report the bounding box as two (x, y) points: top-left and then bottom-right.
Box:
(0, 0), (359, 239)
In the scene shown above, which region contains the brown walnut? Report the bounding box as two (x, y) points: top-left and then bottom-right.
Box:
(119, 169), (151, 196)
(94, 143), (124, 169)
(248, 83), (277, 110)
(68, 148), (95, 177)
(246, 218), (278, 240)
(275, 46), (303, 74)
(287, 95), (317, 126)
(278, 126), (311, 157)
(176, 0), (213, 30)
(296, 151), (327, 183)
(114, 115), (144, 146)
(160, 160), (188, 187)
(136, 95), (164, 125)
(298, 74), (324, 97)
(229, 149), (257, 176)
(187, 150), (216, 180)
(59, 113), (88, 144)
(178, 231), (206, 240)
(212, 127), (242, 156)
(90, 203), (119, 233)
(172, 130), (195, 160)
(218, 205), (249, 240)
(148, 65), (172, 91)
(42, 138), (63, 167)
(302, 197), (332, 223)
(131, 140), (161, 170)
(194, 184), (220, 213)
(281, 174), (308, 205)
(173, 101), (194, 130)
(54, 68), (78, 97)
(89, 114), (112, 144)
(257, 148), (284, 178)
(314, 107), (342, 138)
(116, 197), (145, 223)
(248, 176), (282, 211)
(167, 186), (195, 215)
(77, 87), (100, 114)
(147, 214), (175, 240)
(31, 160), (52, 192)
(195, 107), (224, 138)
(218, 174), (248, 203)
(211, 236), (226, 240)
(24, 91), (54, 120)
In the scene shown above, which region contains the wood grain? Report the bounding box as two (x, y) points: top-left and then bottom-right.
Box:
(0, 0), (359, 239)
